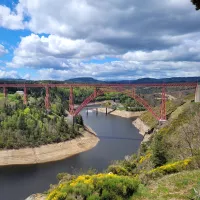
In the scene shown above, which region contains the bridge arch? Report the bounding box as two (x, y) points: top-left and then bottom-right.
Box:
(71, 87), (161, 121)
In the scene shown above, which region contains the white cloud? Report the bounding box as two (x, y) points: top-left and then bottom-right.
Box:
(4, 0), (199, 49)
(24, 73), (31, 79)
(1, 0), (200, 80)
(0, 44), (8, 56)
(0, 4), (24, 29)
(36, 61), (200, 80)
(122, 37), (200, 61)
(6, 31), (200, 80)
(7, 34), (116, 68)
(0, 70), (21, 79)
(19, 0), (110, 37)
(1, 0), (200, 51)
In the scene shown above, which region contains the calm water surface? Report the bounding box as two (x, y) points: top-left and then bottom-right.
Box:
(0, 108), (143, 200)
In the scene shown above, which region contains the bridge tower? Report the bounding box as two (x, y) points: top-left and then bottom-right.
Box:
(45, 86), (50, 110)
(132, 87), (136, 98)
(3, 87), (7, 98)
(159, 86), (167, 122)
(24, 87), (28, 105)
(69, 86), (74, 115)
(195, 84), (200, 103)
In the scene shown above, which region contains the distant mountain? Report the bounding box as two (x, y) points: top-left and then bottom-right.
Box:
(0, 76), (199, 84)
(107, 77), (200, 84)
(0, 78), (25, 81)
(65, 76), (200, 84)
(66, 77), (104, 83)
(0, 78), (27, 84)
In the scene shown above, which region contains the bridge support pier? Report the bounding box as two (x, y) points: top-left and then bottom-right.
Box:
(96, 108), (98, 115)
(132, 87), (136, 98)
(195, 84), (200, 103)
(69, 86), (74, 115)
(160, 86), (167, 121)
(24, 87), (28, 105)
(94, 88), (97, 98)
(3, 87), (7, 98)
(45, 86), (50, 110)
(66, 114), (74, 126)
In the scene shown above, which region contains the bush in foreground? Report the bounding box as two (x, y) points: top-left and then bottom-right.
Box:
(46, 173), (139, 200)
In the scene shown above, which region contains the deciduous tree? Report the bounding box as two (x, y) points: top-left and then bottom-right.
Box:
(191, 0), (200, 10)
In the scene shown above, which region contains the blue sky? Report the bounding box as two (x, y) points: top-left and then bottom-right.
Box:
(0, 0), (200, 80)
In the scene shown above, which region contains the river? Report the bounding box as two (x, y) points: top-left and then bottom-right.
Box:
(0, 108), (143, 200)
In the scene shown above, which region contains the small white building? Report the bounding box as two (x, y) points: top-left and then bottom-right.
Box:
(16, 91), (24, 96)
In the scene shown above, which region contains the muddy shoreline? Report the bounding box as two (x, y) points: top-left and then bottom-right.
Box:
(0, 129), (99, 166)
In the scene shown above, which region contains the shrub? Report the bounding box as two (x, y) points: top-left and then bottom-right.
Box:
(46, 173), (140, 200)
(107, 165), (130, 176)
(147, 158), (193, 178)
(139, 152), (152, 164)
(57, 173), (75, 182)
(151, 133), (168, 167)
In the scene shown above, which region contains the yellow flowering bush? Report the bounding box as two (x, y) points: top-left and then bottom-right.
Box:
(148, 158), (193, 176)
(107, 165), (129, 175)
(46, 173), (139, 200)
(139, 152), (152, 164)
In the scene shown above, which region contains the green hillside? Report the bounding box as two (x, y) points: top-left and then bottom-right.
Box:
(42, 95), (200, 200)
(0, 93), (82, 149)
(133, 169), (200, 200)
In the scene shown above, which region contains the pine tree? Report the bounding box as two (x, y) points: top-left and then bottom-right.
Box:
(17, 114), (26, 130)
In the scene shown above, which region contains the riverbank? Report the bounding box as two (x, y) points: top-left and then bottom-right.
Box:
(26, 194), (46, 200)
(132, 118), (150, 136)
(132, 118), (152, 142)
(98, 108), (151, 140)
(98, 108), (150, 136)
(0, 129), (99, 166)
(98, 108), (144, 118)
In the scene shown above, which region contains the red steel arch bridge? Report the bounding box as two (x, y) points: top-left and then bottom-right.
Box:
(0, 82), (199, 122)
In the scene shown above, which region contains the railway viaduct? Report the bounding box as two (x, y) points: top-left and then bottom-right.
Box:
(0, 82), (199, 122)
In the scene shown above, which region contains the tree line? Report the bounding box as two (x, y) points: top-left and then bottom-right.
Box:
(0, 96), (82, 149)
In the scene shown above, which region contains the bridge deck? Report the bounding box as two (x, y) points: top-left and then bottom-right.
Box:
(0, 82), (197, 88)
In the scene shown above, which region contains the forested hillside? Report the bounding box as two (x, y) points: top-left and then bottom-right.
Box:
(0, 85), (146, 150)
(0, 93), (81, 149)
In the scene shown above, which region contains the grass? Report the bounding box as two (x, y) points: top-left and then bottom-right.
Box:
(0, 93), (21, 103)
(140, 100), (183, 129)
(132, 169), (200, 200)
(184, 93), (195, 102)
(140, 109), (158, 129)
(170, 101), (191, 120)
(0, 93), (20, 108)
(158, 101), (200, 137)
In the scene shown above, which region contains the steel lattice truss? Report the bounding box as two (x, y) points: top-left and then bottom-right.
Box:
(0, 82), (197, 121)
